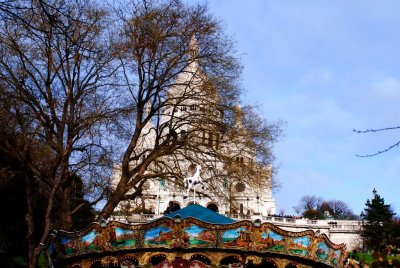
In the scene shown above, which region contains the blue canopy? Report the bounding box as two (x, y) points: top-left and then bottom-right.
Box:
(164, 204), (235, 224)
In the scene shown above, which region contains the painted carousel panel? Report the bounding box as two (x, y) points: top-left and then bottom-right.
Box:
(259, 230), (285, 252)
(316, 242), (330, 261)
(144, 225), (173, 247)
(330, 249), (343, 268)
(184, 225), (216, 248)
(61, 230), (108, 255)
(60, 237), (80, 256)
(111, 227), (138, 248)
(288, 236), (311, 256)
(221, 227), (252, 249)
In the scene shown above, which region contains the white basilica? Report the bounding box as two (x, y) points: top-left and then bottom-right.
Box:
(112, 37), (276, 217)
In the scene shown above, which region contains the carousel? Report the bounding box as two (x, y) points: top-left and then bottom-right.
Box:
(46, 204), (347, 268)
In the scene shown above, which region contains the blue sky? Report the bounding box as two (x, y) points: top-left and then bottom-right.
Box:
(203, 1), (400, 215)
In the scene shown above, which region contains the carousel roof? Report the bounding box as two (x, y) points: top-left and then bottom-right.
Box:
(163, 204), (235, 224)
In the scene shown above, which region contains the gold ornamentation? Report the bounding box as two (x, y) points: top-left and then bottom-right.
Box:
(53, 216), (347, 268)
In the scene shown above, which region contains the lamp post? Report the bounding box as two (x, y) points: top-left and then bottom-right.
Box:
(256, 195), (260, 213)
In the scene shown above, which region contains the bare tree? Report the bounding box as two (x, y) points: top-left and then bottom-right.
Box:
(296, 195), (323, 211)
(294, 195), (355, 220)
(0, 1), (120, 267)
(1, 0), (69, 31)
(98, 0), (282, 219)
(0, 0), (282, 266)
(327, 199), (356, 219)
(293, 195), (323, 219)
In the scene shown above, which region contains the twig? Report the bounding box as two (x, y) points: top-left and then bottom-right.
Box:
(353, 126), (400, 134)
(356, 140), (400, 157)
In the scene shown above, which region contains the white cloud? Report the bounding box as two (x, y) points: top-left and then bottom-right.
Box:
(371, 76), (400, 100)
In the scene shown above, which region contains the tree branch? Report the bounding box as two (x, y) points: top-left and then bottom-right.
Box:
(354, 126), (400, 157)
(353, 126), (400, 134)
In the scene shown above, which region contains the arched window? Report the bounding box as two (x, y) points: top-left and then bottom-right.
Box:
(165, 201), (181, 214)
(206, 203), (219, 212)
(171, 201), (181, 211)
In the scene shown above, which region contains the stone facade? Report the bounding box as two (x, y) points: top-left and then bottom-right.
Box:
(113, 37), (276, 217)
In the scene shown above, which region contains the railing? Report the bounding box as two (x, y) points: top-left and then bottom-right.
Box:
(110, 213), (362, 232)
(110, 214), (158, 223)
(225, 214), (251, 220)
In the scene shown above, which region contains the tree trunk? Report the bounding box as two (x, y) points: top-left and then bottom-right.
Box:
(97, 197), (120, 220)
(25, 175), (38, 268)
(60, 188), (73, 230)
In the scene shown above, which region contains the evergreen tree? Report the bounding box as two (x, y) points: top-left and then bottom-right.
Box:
(361, 189), (395, 251)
